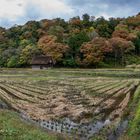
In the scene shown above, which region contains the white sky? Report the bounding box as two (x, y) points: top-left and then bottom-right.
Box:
(0, 0), (74, 27)
(0, 0), (139, 27)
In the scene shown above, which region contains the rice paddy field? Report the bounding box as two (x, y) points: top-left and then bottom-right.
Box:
(0, 68), (140, 140)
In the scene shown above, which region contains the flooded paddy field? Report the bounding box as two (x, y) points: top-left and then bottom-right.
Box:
(0, 68), (140, 140)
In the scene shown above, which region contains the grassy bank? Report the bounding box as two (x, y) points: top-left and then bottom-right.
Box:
(0, 110), (57, 140)
(128, 86), (140, 140)
(119, 86), (140, 140)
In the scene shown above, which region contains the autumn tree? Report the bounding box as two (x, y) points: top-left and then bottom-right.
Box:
(69, 16), (81, 28)
(112, 24), (129, 39)
(38, 35), (69, 63)
(109, 37), (135, 66)
(80, 37), (112, 66)
(112, 23), (137, 42)
(0, 13), (140, 68)
(126, 14), (140, 27)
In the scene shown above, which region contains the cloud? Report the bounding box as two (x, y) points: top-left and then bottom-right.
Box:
(64, 0), (140, 18)
(0, 0), (26, 20)
(0, 0), (74, 27)
(65, 0), (140, 7)
(0, 0), (139, 27)
(28, 0), (74, 19)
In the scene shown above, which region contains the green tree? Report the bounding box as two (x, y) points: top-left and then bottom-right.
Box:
(133, 32), (140, 55)
(82, 13), (91, 28)
(68, 31), (90, 59)
(95, 17), (112, 38)
(20, 44), (42, 66)
(48, 26), (64, 42)
(7, 56), (20, 68)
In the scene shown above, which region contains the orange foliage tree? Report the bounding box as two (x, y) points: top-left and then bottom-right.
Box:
(109, 37), (135, 66)
(112, 24), (137, 41)
(80, 37), (112, 66)
(38, 35), (69, 63)
(126, 15), (140, 27)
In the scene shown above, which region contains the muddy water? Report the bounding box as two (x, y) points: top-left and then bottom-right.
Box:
(0, 103), (128, 140)
(0, 100), (8, 109)
(20, 111), (112, 140)
(108, 120), (128, 140)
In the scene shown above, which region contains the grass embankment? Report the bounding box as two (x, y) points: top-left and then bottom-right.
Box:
(0, 110), (57, 140)
(1, 68), (140, 79)
(119, 86), (140, 140)
(128, 85), (140, 139)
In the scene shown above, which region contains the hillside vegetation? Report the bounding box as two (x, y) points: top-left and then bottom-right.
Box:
(1, 13), (140, 68)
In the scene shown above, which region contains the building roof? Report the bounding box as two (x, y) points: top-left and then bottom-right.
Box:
(31, 56), (54, 65)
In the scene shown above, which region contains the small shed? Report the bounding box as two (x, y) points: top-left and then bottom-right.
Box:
(31, 56), (55, 70)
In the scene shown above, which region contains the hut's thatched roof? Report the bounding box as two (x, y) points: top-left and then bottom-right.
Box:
(31, 56), (54, 65)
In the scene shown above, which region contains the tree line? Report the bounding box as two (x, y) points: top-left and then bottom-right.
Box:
(0, 13), (140, 68)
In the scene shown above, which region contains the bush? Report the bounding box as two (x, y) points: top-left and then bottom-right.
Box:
(125, 55), (140, 65)
(7, 56), (20, 68)
(63, 58), (77, 67)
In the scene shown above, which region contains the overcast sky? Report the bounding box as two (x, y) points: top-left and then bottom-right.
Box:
(0, 0), (139, 28)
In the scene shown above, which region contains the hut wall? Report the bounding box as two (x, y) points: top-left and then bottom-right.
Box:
(32, 65), (41, 70)
(32, 65), (51, 70)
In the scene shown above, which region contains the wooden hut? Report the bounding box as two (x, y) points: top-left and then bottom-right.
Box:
(31, 56), (55, 69)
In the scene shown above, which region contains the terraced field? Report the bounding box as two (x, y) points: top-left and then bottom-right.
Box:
(0, 68), (140, 140)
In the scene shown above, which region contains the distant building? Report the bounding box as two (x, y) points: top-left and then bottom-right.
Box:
(31, 56), (55, 69)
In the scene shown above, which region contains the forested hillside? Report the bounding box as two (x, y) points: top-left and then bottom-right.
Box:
(0, 13), (140, 68)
